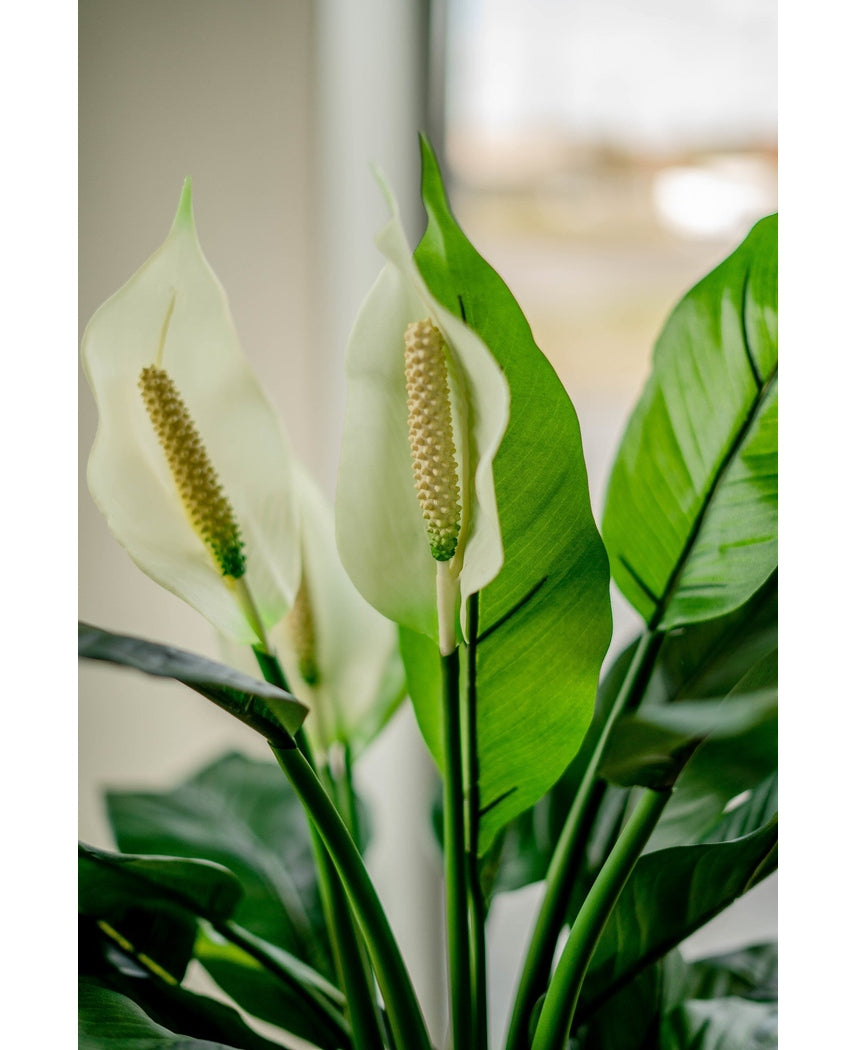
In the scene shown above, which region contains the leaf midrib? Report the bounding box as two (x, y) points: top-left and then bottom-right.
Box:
(649, 365), (778, 629)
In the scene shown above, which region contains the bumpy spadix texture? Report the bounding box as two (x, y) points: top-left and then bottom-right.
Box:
(404, 320), (461, 562)
(336, 175), (510, 645)
(139, 365), (246, 579)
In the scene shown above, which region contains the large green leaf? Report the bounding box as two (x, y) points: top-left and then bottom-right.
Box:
(409, 136), (612, 852)
(107, 752), (334, 980)
(79, 978), (265, 1050)
(603, 215), (777, 630)
(483, 580), (777, 896)
(575, 819), (778, 1025)
(79, 623), (307, 742)
(602, 650), (777, 795)
(645, 574), (777, 706)
(79, 844), (242, 983)
(577, 944), (777, 1050)
(478, 639), (641, 899)
(575, 951), (688, 1050)
(79, 844), (346, 1047)
(80, 920), (289, 1050)
(79, 844), (242, 922)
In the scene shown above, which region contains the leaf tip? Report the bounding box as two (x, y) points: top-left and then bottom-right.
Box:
(172, 176), (195, 232)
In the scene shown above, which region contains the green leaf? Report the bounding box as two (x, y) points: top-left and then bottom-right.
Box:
(644, 655), (777, 850)
(81, 179), (301, 645)
(576, 951), (688, 1050)
(603, 215), (777, 629)
(410, 135), (612, 851)
(575, 818), (778, 1025)
(481, 581), (777, 896)
(79, 918), (289, 1050)
(107, 752), (334, 980)
(645, 575), (777, 706)
(661, 997), (777, 1050)
(682, 943), (777, 1003)
(478, 639), (639, 899)
(80, 844), (242, 922)
(194, 926), (349, 1050)
(79, 622), (307, 742)
(79, 844), (242, 983)
(79, 974), (287, 1050)
(602, 649), (777, 796)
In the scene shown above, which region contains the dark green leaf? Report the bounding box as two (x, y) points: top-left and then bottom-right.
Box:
(682, 943), (777, 1003)
(411, 137), (613, 852)
(80, 844), (242, 922)
(598, 722), (701, 790)
(661, 996), (777, 1050)
(603, 650), (776, 799)
(194, 925), (350, 1050)
(79, 622), (306, 742)
(699, 774), (778, 847)
(603, 216), (777, 629)
(576, 818), (778, 1024)
(646, 655), (777, 850)
(79, 975), (287, 1050)
(79, 844), (243, 983)
(107, 752), (334, 980)
(79, 921), (288, 1050)
(577, 952), (688, 1050)
(645, 575), (777, 706)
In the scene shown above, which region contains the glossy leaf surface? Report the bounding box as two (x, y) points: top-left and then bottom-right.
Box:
(79, 844), (242, 983)
(79, 622), (307, 742)
(603, 216), (777, 629)
(79, 975), (286, 1050)
(409, 137), (612, 851)
(575, 818), (778, 1025)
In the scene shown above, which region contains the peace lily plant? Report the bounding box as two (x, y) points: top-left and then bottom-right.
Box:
(79, 137), (778, 1050)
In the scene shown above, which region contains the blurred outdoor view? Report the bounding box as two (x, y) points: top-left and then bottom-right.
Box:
(443, 0), (777, 611)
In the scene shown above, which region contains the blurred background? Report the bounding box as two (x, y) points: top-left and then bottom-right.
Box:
(78, 1), (777, 1044)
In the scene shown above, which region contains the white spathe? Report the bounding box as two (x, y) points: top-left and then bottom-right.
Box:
(336, 176), (510, 646)
(82, 180), (300, 644)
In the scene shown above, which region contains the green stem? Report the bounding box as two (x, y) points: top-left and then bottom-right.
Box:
(271, 742), (433, 1050)
(442, 647), (471, 1050)
(530, 787), (672, 1050)
(465, 594), (487, 1050)
(505, 629), (662, 1050)
(254, 649), (387, 1050)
